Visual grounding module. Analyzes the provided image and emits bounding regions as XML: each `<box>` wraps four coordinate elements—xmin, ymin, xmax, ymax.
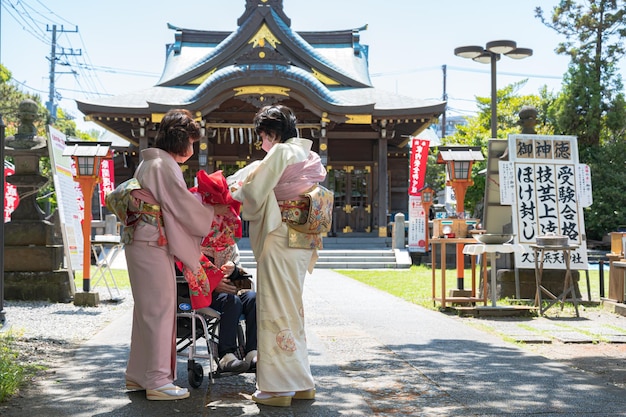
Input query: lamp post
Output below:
<box><xmin>63</xmin><ymin>141</ymin><xmax>112</xmax><ymax>297</ymax></box>
<box><xmin>454</xmin><ymin>40</ymin><xmax>532</xmax><ymax>139</ymax></box>
<box><xmin>436</xmin><ymin>146</ymin><xmax>484</xmax><ymax>290</ymax></box>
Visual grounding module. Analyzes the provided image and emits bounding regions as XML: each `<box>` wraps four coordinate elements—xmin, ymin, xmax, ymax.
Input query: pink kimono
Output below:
<box><xmin>124</xmin><ymin>148</ymin><xmax>217</xmax><ymax>390</ymax></box>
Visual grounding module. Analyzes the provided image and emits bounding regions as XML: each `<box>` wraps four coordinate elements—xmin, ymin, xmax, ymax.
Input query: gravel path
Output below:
<box><xmin>3</xmin><ymin>290</ymin><xmax>134</xmax><ymax>342</ymax></box>
<box><xmin>1</xmin><ymin>290</ymin><xmax>134</xmax><ymax>368</ymax></box>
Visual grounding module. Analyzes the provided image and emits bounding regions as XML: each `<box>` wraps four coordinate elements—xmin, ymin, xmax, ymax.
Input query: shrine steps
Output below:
<box><xmin>237</xmin><ymin>237</ymin><xmax>412</xmax><ymax>269</ymax></box>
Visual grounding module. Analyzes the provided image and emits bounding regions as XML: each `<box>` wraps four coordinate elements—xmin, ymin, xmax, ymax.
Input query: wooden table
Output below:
<box><xmin>431</xmin><ymin>237</ymin><xmax>486</xmax><ymax>308</ymax></box>
<box><xmin>531</xmin><ymin>244</ymin><xmax>579</xmax><ymax>317</ymax></box>
<box><xmin>463</xmin><ymin>243</ymin><xmax>526</xmax><ymax>307</ymax></box>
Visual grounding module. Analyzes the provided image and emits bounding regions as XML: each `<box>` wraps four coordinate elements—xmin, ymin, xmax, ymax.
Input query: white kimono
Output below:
<box><xmin>230</xmin><ymin>138</ymin><xmax>324</xmax><ymax>392</ymax></box>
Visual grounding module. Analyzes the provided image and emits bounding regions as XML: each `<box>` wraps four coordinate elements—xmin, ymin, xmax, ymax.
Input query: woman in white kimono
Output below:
<box><xmin>229</xmin><ymin>105</ymin><xmax>326</xmax><ymax>407</ymax></box>
<box><xmin>120</xmin><ymin>109</ymin><xmax>227</xmax><ymax>401</ymax></box>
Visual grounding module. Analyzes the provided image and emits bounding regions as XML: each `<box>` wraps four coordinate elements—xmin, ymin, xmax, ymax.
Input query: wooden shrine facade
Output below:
<box><xmin>77</xmin><ymin>0</ymin><xmax>445</xmax><ymax>237</ymax></box>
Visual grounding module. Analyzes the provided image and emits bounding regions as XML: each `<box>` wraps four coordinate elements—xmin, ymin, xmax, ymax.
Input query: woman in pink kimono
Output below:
<box><xmin>229</xmin><ymin>105</ymin><xmax>326</xmax><ymax>407</ymax></box>
<box><xmin>121</xmin><ymin>109</ymin><xmax>227</xmax><ymax>400</ymax></box>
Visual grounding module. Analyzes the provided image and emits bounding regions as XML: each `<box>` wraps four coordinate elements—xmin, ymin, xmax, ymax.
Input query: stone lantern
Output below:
<box><xmin>4</xmin><ymin>99</ymin><xmax>73</xmax><ymax>302</ymax></box>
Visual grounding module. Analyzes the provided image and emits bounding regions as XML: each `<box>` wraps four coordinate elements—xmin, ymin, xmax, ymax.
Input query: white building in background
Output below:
<box><xmin>432</xmin><ymin>115</ymin><xmax>469</xmax><ymax>138</ymax></box>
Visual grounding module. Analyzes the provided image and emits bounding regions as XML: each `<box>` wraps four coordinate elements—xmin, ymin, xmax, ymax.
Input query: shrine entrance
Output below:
<box><xmin>327</xmin><ymin>165</ymin><xmax>372</xmax><ymax>234</ymax></box>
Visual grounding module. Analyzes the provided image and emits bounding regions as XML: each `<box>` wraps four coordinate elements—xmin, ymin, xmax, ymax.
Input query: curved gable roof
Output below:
<box><xmin>158</xmin><ymin>5</ymin><xmax>371</xmax><ymax>89</ymax></box>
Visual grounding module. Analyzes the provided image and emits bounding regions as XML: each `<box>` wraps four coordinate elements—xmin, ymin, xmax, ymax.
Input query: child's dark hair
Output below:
<box><xmin>253</xmin><ymin>105</ymin><xmax>298</xmax><ymax>142</ymax></box>
<box><xmin>155</xmin><ymin>109</ymin><xmax>201</xmax><ymax>155</ymax></box>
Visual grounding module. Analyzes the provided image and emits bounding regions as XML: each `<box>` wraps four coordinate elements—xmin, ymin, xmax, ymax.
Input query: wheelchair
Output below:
<box><xmin>175</xmin><ymin>276</ymin><xmax>247</xmax><ymax>387</ymax></box>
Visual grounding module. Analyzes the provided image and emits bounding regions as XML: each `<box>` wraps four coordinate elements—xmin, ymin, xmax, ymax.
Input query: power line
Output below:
<box><xmin>371</xmin><ymin>64</ymin><xmax>563</xmax><ymax>81</ymax></box>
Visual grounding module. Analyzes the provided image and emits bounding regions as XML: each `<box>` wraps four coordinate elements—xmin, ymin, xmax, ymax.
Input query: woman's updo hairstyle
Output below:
<box><xmin>253</xmin><ymin>104</ymin><xmax>298</xmax><ymax>142</ymax></box>
<box><xmin>155</xmin><ymin>109</ymin><xmax>202</xmax><ymax>156</ymax></box>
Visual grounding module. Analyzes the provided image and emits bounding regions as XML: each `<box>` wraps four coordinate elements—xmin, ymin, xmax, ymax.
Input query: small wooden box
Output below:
<box><xmin>610</xmin><ymin>232</ymin><xmax>626</xmax><ymax>255</ymax></box>
<box><xmin>432</xmin><ymin>218</ymin><xmax>478</xmax><ymax>238</ymax></box>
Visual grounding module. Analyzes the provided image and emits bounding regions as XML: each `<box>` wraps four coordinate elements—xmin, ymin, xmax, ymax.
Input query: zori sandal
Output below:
<box><xmin>125</xmin><ymin>380</ymin><xmax>143</xmax><ymax>391</ymax></box>
<box><xmin>146</xmin><ymin>384</ymin><xmax>190</xmax><ymax>401</ymax></box>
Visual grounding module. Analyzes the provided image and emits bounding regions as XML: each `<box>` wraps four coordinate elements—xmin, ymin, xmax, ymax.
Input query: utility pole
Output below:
<box><xmin>46</xmin><ymin>24</ymin><xmax>81</xmax><ymax>123</ymax></box>
<box><xmin>441</xmin><ymin>64</ymin><xmax>448</xmax><ymax>138</ymax></box>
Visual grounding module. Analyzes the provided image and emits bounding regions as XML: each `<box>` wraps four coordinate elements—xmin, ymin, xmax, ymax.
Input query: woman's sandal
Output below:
<box><xmin>252</xmin><ymin>391</ymin><xmax>294</xmax><ymax>407</ymax></box>
<box><xmin>125</xmin><ymin>380</ymin><xmax>143</xmax><ymax>391</ymax></box>
<box><xmin>146</xmin><ymin>384</ymin><xmax>190</xmax><ymax>401</ymax></box>
<box><xmin>293</xmin><ymin>388</ymin><xmax>316</xmax><ymax>400</ymax></box>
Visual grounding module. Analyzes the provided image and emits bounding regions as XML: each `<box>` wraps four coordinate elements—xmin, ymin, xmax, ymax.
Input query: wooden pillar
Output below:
<box><xmin>377</xmin><ymin>121</ymin><xmax>388</xmax><ymax>237</ymax></box>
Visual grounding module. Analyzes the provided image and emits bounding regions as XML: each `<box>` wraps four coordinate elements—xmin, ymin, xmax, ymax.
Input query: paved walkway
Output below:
<box><xmin>3</xmin><ymin>267</ymin><xmax>626</xmax><ymax>416</ymax></box>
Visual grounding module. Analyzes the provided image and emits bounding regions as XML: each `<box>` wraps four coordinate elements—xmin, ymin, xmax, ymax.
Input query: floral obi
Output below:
<box><xmin>278</xmin><ymin>198</ymin><xmax>322</xmax><ymax>250</ymax></box>
<box><xmin>278</xmin><ymin>199</ymin><xmax>309</xmax><ymax>225</ymax></box>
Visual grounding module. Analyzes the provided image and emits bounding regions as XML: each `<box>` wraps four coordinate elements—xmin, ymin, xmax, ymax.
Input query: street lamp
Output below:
<box><xmin>63</xmin><ymin>141</ymin><xmax>112</xmax><ymax>298</ymax></box>
<box><xmin>436</xmin><ymin>146</ymin><xmax>484</xmax><ymax>290</ymax></box>
<box><xmin>454</xmin><ymin>40</ymin><xmax>533</xmax><ymax>138</ymax></box>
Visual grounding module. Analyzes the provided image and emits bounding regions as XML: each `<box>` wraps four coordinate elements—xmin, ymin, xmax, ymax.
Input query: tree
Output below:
<box><xmin>444</xmin><ymin>81</ymin><xmax>557</xmax><ymax>218</ymax></box>
<box><xmin>536</xmin><ymin>0</ymin><xmax>626</xmax><ymax>146</ymax></box>
<box><xmin>0</xmin><ymin>65</ymin><xmax>47</xmax><ymax>137</ymax></box>
<box><xmin>1</xmin><ymin>63</ymin><xmax>98</xmax><ymax>216</ymax></box>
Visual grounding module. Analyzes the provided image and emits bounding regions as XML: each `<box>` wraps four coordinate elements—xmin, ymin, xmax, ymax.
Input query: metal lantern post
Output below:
<box><xmin>454</xmin><ymin>40</ymin><xmax>533</xmax><ymax>139</ymax></box>
<box><xmin>436</xmin><ymin>146</ymin><xmax>484</xmax><ymax>290</ymax></box>
<box><xmin>63</xmin><ymin>141</ymin><xmax>112</xmax><ymax>293</ymax></box>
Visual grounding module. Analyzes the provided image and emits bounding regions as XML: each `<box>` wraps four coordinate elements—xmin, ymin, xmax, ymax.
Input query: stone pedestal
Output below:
<box><xmin>496</xmin><ymin>269</ymin><xmax>581</xmax><ymax>300</ymax></box>
<box><xmin>74</xmin><ymin>292</ymin><xmax>100</xmax><ymax>307</ymax></box>
<box><xmin>4</xmin><ymin>141</ymin><xmax>75</xmax><ymax>302</ymax></box>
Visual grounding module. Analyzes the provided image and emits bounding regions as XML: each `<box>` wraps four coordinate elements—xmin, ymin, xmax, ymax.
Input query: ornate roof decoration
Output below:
<box><xmin>76</xmin><ymin>0</ymin><xmax>445</xmax><ymax>143</ymax></box>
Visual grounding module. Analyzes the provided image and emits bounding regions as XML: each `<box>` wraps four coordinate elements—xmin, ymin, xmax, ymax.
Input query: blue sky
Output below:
<box><xmin>3</xmin><ymin>0</ymin><xmax>614</xmax><ymax>133</ymax></box>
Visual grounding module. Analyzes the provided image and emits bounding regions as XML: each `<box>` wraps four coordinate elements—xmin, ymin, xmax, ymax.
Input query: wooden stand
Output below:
<box><xmin>431</xmin><ymin>237</ymin><xmax>487</xmax><ymax>308</ymax></box>
<box><xmin>532</xmin><ymin>245</ymin><xmax>579</xmax><ymax>317</ymax></box>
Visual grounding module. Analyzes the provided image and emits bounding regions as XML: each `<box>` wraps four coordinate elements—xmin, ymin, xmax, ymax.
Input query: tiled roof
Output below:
<box><xmin>77</xmin><ymin>1</ymin><xmax>445</xmax><ymax>118</ymax></box>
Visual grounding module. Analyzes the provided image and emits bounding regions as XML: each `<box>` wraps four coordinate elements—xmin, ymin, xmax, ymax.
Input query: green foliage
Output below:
<box><xmin>579</xmin><ymin>141</ymin><xmax>626</xmax><ymax>240</ymax></box>
<box><xmin>444</xmin><ymin>81</ymin><xmax>555</xmax><ymax>217</ymax></box>
<box><xmin>0</xmin><ymin>65</ymin><xmax>11</xmax><ymax>83</ymax></box>
<box><xmin>0</xmin><ymin>65</ymin><xmax>47</xmax><ymax>137</ymax></box>
<box><xmin>0</xmin><ymin>332</ymin><xmax>42</xmax><ymax>403</ymax></box>
<box><xmin>536</xmin><ymin>1</ymin><xmax>626</xmax><ymax>146</ymax></box>
<box><xmin>0</xmin><ymin>334</ymin><xmax>25</xmax><ymax>402</ymax></box>
<box><xmin>1</xmin><ymin>63</ymin><xmax>101</xmax><ymax>217</ymax></box>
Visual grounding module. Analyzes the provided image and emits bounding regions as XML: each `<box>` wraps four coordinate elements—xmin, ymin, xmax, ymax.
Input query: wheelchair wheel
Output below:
<box><xmin>188</xmin><ymin>360</ymin><xmax>204</xmax><ymax>388</ymax></box>
<box><xmin>236</xmin><ymin>321</ymin><xmax>246</xmax><ymax>359</ymax></box>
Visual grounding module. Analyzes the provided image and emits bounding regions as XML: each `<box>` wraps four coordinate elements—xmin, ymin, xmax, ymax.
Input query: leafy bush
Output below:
<box><xmin>0</xmin><ymin>333</ymin><xmax>25</xmax><ymax>402</ymax></box>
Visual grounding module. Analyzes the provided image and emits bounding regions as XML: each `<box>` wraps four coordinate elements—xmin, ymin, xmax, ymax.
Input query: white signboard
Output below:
<box><xmin>47</xmin><ymin>126</ymin><xmax>84</xmax><ymax>274</ymax></box>
<box><xmin>498</xmin><ymin>160</ymin><xmax>515</xmax><ymax>205</ymax></box>
<box><xmin>508</xmin><ymin>134</ymin><xmax>588</xmax><ymax>269</ymax></box>
<box><xmin>408</xmin><ymin>195</ymin><xmax>426</xmax><ymax>253</ymax></box>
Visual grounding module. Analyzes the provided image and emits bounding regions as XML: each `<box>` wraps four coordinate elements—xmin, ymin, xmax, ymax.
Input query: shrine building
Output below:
<box><xmin>76</xmin><ymin>0</ymin><xmax>446</xmax><ymax>237</ymax></box>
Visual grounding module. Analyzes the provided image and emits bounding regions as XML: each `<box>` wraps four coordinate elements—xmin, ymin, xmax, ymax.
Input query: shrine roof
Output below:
<box><xmin>76</xmin><ymin>0</ymin><xmax>445</xmax><ymax>124</ymax></box>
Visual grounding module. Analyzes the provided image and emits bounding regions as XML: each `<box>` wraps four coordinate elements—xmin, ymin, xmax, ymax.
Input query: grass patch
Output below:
<box><xmin>337</xmin><ymin>265</ymin><xmax>443</xmax><ymax>310</ymax></box>
<box><xmin>73</xmin><ymin>268</ymin><xmax>131</xmax><ymax>290</ymax></box>
<box><xmin>337</xmin><ymin>265</ymin><xmax>607</xmax><ymax>311</ymax></box>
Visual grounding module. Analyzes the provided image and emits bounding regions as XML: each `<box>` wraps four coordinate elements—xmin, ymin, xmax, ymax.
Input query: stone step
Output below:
<box><xmin>239</xmin><ymin>248</ymin><xmax>409</xmax><ymax>269</ymax></box>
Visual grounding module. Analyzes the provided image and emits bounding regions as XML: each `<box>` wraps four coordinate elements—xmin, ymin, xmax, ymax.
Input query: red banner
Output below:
<box><xmin>408</xmin><ymin>137</ymin><xmax>429</xmax><ymax>196</ymax></box>
<box><xmin>4</xmin><ymin>160</ymin><xmax>19</xmax><ymax>222</ymax></box>
<box><xmin>98</xmin><ymin>159</ymin><xmax>115</xmax><ymax>207</ymax></box>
